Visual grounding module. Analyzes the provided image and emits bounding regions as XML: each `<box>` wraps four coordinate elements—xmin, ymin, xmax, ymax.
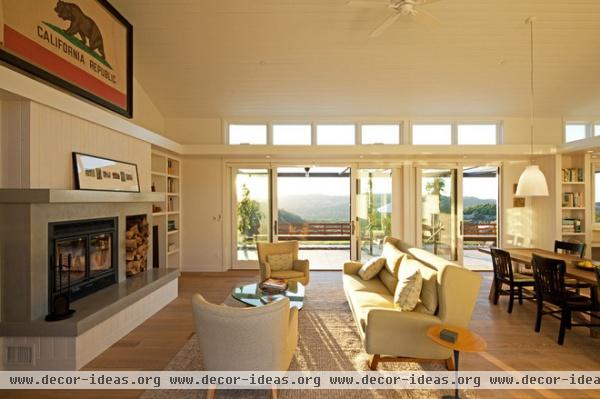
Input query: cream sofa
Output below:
<box><xmin>343</xmin><ymin>237</ymin><xmax>482</xmax><ymax>370</ymax></box>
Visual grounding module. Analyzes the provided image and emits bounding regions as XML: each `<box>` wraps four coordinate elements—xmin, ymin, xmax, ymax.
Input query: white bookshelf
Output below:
<box><xmin>557</xmin><ymin>153</ymin><xmax>592</xmax><ymax>258</ymax></box>
<box><xmin>151</xmin><ymin>149</ymin><xmax>182</xmax><ymax>269</ymax></box>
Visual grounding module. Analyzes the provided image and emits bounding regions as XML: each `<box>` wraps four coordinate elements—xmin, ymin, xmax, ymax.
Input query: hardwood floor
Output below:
<box><xmin>4</xmin><ymin>271</ymin><xmax>600</xmax><ymax>398</ymax></box>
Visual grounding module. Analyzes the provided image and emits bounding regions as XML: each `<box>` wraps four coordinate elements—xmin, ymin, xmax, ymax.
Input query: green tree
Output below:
<box><xmin>426</xmin><ymin>178</ymin><xmax>446</xmax><ymax>195</ymax></box>
<box><xmin>237</xmin><ymin>184</ymin><xmax>263</xmax><ymax>241</ymax></box>
<box><xmin>464</xmin><ymin>203</ymin><xmax>497</xmax><ymax>220</ymax></box>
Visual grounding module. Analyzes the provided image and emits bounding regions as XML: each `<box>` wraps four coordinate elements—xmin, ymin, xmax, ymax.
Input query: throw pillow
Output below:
<box><xmin>399</xmin><ymin>258</ymin><xmax>438</xmax><ymax>314</ymax></box>
<box><xmin>267</xmin><ymin>253</ymin><xmax>293</xmax><ymax>271</ymax></box>
<box><xmin>417</xmin><ymin>262</ymin><xmax>438</xmax><ymax>315</ymax></box>
<box><xmin>393</xmin><ymin>260</ymin><xmax>423</xmax><ymax>311</ymax></box>
<box><xmin>381</xmin><ymin>242</ymin><xmax>406</xmax><ymax>278</ymax></box>
<box><xmin>358</xmin><ymin>257</ymin><xmax>386</xmax><ymax>280</ymax></box>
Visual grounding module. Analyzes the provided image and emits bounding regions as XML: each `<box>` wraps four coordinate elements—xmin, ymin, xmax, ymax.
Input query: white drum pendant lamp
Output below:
<box><xmin>515</xmin><ymin>17</ymin><xmax>549</xmax><ymax>197</ymax></box>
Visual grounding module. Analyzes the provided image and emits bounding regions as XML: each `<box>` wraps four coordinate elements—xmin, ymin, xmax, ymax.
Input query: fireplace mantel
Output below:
<box><xmin>0</xmin><ymin>189</ymin><xmax>165</xmax><ymax>204</ymax></box>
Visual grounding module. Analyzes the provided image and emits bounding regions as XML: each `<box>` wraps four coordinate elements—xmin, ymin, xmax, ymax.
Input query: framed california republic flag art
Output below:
<box><xmin>0</xmin><ymin>0</ymin><xmax>133</xmax><ymax>117</ymax></box>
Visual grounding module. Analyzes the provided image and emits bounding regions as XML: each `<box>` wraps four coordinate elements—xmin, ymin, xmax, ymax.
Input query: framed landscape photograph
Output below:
<box><xmin>0</xmin><ymin>0</ymin><xmax>133</xmax><ymax>117</ymax></box>
<box><xmin>73</xmin><ymin>152</ymin><xmax>140</xmax><ymax>192</ymax></box>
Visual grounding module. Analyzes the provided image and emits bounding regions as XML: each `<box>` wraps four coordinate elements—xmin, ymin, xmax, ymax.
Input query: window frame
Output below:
<box><xmin>227</xmin><ymin>123</ymin><xmax>268</xmax><ymax>145</ymax></box>
<box><xmin>223</xmin><ymin>120</ymin><xmax>505</xmax><ymax>146</ymax></box>
<box><xmin>564</xmin><ymin>121</ymin><xmax>594</xmax><ymax>143</ymax></box>
<box><xmin>411</xmin><ymin>121</ymin><xmax>502</xmax><ymax>145</ymax></box>
<box><xmin>315</xmin><ymin>123</ymin><xmax>357</xmax><ymax>146</ymax></box>
<box><xmin>359</xmin><ymin>123</ymin><xmax>402</xmax><ymax>145</ymax></box>
<box><xmin>410</xmin><ymin>122</ymin><xmax>454</xmax><ymax>145</ymax></box>
<box><xmin>272</xmin><ymin>123</ymin><xmax>313</xmax><ymax>145</ymax></box>
<box><xmin>456</xmin><ymin>122</ymin><xmax>502</xmax><ymax>145</ymax></box>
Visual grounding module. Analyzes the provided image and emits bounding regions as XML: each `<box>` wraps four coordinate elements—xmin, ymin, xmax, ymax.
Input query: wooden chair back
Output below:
<box><xmin>554</xmin><ymin>240</ymin><xmax>585</xmax><ymax>258</ymax></box>
<box><xmin>532</xmin><ymin>254</ymin><xmax>566</xmax><ymax>303</ymax></box>
<box><xmin>490</xmin><ymin>247</ymin><xmax>514</xmax><ymax>282</ymax></box>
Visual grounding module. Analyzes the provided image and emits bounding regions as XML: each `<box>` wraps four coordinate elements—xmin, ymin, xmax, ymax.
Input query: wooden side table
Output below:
<box><xmin>427</xmin><ymin>325</ymin><xmax>487</xmax><ymax>399</ymax></box>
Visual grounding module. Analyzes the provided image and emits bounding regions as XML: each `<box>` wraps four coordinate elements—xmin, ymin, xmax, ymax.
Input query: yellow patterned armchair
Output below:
<box><xmin>257</xmin><ymin>241</ymin><xmax>310</xmax><ymax>285</ymax></box>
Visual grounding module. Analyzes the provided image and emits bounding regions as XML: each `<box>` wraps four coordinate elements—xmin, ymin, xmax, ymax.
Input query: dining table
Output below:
<box><xmin>479</xmin><ymin>247</ymin><xmax>600</xmax><ymax>337</ymax></box>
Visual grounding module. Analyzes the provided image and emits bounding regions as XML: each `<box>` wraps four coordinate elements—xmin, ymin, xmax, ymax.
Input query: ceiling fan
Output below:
<box><xmin>346</xmin><ymin>0</ymin><xmax>442</xmax><ymax>37</ymax></box>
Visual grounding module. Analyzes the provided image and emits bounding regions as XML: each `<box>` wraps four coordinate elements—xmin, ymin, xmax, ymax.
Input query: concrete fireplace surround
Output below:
<box><xmin>0</xmin><ymin>190</ymin><xmax>180</xmax><ymax>370</ymax></box>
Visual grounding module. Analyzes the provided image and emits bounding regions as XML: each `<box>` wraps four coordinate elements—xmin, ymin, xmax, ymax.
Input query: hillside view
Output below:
<box><xmin>276</xmin><ymin>194</ymin><xmax>497</xmax><ymax>223</ymax></box>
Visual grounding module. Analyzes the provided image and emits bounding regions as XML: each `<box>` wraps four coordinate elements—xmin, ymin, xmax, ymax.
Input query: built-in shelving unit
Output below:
<box><xmin>151</xmin><ymin>150</ymin><xmax>182</xmax><ymax>269</ymax></box>
<box><xmin>557</xmin><ymin>153</ymin><xmax>592</xmax><ymax>257</ymax></box>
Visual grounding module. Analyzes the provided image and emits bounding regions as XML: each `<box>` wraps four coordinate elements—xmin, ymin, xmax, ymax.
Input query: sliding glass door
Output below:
<box><xmin>418</xmin><ymin>168</ymin><xmax>461</xmax><ymax>262</ymax></box>
<box><xmin>417</xmin><ymin>165</ymin><xmax>499</xmax><ymax>267</ymax></box>
<box><xmin>462</xmin><ymin>166</ymin><xmax>499</xmax><ymax>271</ymax></box>
<box><xmin>355</xmin><ymin>169</ymin><xmax>393</xmax><ymax>261</ymax></box>
<box><xmin>232</xmin><ymin>168</ymin><xmax>271</xmax><ymax>267</ymax></box>
<box><xmin>231</xmin><ymin>164</ymin><xmax>411</xmax><ymax>269</ymax></box>
<box><xmin>275</xmin><ymin>166</ymin><xmax>351</xmax><ymax>270</ymax></box>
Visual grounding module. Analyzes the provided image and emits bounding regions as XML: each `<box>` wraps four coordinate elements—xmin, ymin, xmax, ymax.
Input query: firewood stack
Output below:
<box><xmin>126</xmin><ymin>216</ymin><xmax>149</xmax><ymax>276</ymax></box>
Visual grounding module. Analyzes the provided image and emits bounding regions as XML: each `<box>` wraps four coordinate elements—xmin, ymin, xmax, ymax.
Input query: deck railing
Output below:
<box><xmin>277</xmin><ymin>221</ymin><xmax>497</xmax><ymax>244</ymax></box>
<box><xmin>278</xmin><ymin>222</ymin><xmax>351</xmax><ymax>241</ymax></box>
<box><xmin>463</xmin><ymin>222</ymin><xmax>497</xmax><ymax>246</ymax></box>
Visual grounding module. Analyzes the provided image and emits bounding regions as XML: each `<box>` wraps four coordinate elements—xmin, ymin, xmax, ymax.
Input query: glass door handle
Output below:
<box><xmin>459</xmin><ymin>221</ymin><xmax>463</xmax><ymax>236</ymax></box>
<box><xmin>274</xmin><ymin>220</ymin><xmax>278</xmax><ymax>235</ymax></box>
<box><xmin>351</xmin><ymin>220</ymin><xmax>356</xmax><ymax>235</ymax></box>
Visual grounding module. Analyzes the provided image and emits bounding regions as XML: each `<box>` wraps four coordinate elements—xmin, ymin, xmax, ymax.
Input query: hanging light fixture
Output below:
<box><xmin>515</xmin><ymin>17</ymin><xmax>549</xmax><ymax>197</ymax></box>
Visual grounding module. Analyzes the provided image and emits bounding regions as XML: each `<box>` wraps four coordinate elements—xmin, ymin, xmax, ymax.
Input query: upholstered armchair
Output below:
<box><xmin>257</xmin><ymin>241</ymin><xmax>309</xmax><ymax>285</ymax></box>
<box><xmin>192</xmin><ymin>294</ymin><xmax>298</xmax><ymax>399</ymax></box>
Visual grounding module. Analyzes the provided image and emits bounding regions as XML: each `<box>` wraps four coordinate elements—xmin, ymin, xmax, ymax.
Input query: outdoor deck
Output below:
<box><xmin>238</xmin><ymin>221</ymin><xmax>495</xmax><ymax>271</ymax></box>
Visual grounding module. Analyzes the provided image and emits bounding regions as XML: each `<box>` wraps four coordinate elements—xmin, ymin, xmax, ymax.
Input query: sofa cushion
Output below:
<box><xmin>393</xmin><ymin>261</ymin><xmax>423</xmax><ymax>311</ymax></box>
<box><xmin>271</xmin><ymin>270</ymin><xmax>305</xmax><ymax>279</ymax></box>
<box><xmin>407</xmin><ymin>247</ymin><xmax>461</xmax><ymax>270</ymax></box>
<box><xmin>378</xmin><ymin>268</ymin><xmax>398</xmax><ymax>294</ymax></box>
<box><xmin>268</xmin><ymin>253</ymin><xmax>293</xmax><ymax>271</ymax></box>
<box><xmin>381</xmin><ymin>242</ymin><xmax>406</xmax><ymax>277</ymax></box>
<box><xmin>343</xmin><ymin>274</ymin><xmax>390</xmax><ymax>296</ymax></box>
<box><xmin>358</xmin><ymin>257</ymin><xmax>386</xmax><ymax>280</ymax></box>
<box><xmin>348</xmin><ymin>291</ymin><xmax>396</xmax><ymax>328</ymax></box>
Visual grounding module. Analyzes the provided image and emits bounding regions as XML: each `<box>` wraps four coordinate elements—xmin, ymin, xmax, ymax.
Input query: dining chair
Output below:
<box><xmin>554</xmin><ymin>240</ymin><xmax>585</xmax><ymax>258</ymax></box>
<box><xmin>490</xmin><ymin>247</ymin><xmax>535</xmax><ymax>313</ymax></box>
<box><xmin>554</xmin><ymin>240</ymin><xmax>592</xmax><ymax>293</ymax></box>
<box><xmin>531</xmin><ymin>254</ymin><xmax>598</xmax><ymax>345</ymax></box>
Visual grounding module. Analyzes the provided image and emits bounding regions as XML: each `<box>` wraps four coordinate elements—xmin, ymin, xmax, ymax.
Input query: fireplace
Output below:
<box><xmin>48</xmin><ymin>218</ymin><xmax>118</xmax><ymax>306</ymax></box>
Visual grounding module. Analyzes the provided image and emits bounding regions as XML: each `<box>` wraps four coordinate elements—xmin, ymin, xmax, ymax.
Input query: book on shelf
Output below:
<box><xmin>562</xmin><ymin>218</ymin><xmax>582</xmax><ymax>233</ymax></box>
<box><xmin>168</xmin><ymin>220</ymin><xmax>177</xmax><ymax>231</ymax></box>
<box><xmin>167</xmin><ymin>159</ymin><xmax>176</xmax><ymax>175</ymax></box>
<box><xmin>562</xmin><ymin>168</ymin><xmax>584</xmax><ymax>183</ymax></box>
<box><xmin>562</xmin><ymin>192</ymin><xmax>583</xmax><ymax>208</ymax></box>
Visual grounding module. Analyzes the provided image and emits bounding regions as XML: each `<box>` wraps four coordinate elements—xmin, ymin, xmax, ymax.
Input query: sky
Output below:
<box><xmin>237</xmin><ymin>169</ymin><xmax>498</xmax><ymax>201</ymax></box>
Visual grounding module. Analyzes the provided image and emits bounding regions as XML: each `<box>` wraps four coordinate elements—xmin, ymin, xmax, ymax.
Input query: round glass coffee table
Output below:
<box><xmin>232</xmin><ymin>281</ymin><xmax>305</xmax><ymax>310</ymax></box>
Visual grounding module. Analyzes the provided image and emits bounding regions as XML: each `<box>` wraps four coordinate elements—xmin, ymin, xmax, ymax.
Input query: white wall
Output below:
<box><xmin>165</xmin><ymin>118</ymin><xmax>222</xmax><ymax>145</ymax></box>
<box><xmin>531</xmin><ymin>155</ymin><xmax>559</xmax><ymax>249</ymax></box>
<box><xmin>30</xmin><ymin>102</ymin><xmax>152</xmax><ymax>191</ymax></box>
<box><xmin>181</xmin><ymin>158</ymin><xmax>224</xmax><ymax>271</ymax></box>
<box><xmin>501</xmin><ymin>160</ymin><xmax>534</xmax><ymax>248</ymax></box>
<box><xmin>0</xmin><ymin>100</ymin><xmax>29</xmax><ymax>188</ymax></box>
<box><xmin>0</xmin><ymin>100</ymin><xmax>152</xmax><ymax>191</ymax></box>
<box><xmin>132</xmin><ymin>78</ymin><xmax>165</xmax><ymax>135</ymax></box>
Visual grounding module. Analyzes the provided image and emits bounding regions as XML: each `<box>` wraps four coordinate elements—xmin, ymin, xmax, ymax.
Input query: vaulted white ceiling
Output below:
<box><xmin>112</xmin><ymin>0</ymin><xmax>600</xmax><ymax>118</ymax></box>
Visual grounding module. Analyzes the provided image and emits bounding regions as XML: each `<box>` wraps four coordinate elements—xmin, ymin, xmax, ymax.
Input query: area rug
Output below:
<box><xmin>141</xmin><ymin>275</ymin><xmax>475</xmax><ymax>398</ymax></box>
